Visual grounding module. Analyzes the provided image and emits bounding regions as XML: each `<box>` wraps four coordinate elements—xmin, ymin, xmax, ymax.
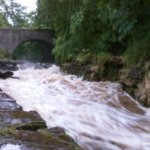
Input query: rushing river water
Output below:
<box><xmin>0</xmin><ymin>63</ymin><xmax>150</xmax><ymax>150</ymax></box>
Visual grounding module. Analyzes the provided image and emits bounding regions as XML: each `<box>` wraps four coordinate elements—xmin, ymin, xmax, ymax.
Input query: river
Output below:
<box><xmin>0</xmin><ymin>62</ymin><xmax>150</xmax><ymax>150</ymax></box>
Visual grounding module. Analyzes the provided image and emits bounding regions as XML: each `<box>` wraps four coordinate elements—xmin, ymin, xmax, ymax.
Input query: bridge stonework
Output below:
<box><xmin>0</xmin><ymin>29</ymin><xmax>54</xmax><ymax>53</ymax></box>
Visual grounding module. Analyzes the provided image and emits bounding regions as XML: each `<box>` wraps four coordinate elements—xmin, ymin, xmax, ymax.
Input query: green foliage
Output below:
<box><xmin>124</xmin><ymin>30</ymin><xmax>150</xmax><ymax>67</ymax></box>
<box><xmin>0</xmin><ymin>0</ymin><xmax>30</xmax><ymax>28</ymax></box>
<box><xmin>0</xmin><ymin>49</ymin><xmax>10</xmax><ymax>59</ymax></box>
<box><xmin>75</xmin><ymin>49</ymin><xmax>92</xmax><ymax>65</ymax></box>
<box><xmin>93</xmin><ymin>52</ymin><xmax>112</xmax><ymax>66</ymax></box>
<box><xmin>0</xmin><ymin>13</ymin><xmax>9</xmax><ymax>27</ymax></box>
<box><xmin>70</xmin><ymin>10</ymin><xmax>84</xmax><ymax>33</ymax></box>
<box><xmin>35</xmin><ymin>0</ymin><xmax>150</xmax><ymax>67</ymax></box>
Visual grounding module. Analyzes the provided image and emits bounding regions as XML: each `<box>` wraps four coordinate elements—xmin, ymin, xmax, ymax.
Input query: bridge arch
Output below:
<box><xmin>13</xmin><ymin>39</ymin><xmax>54</xmax><ymax>62</ymax></box>
<box><xmin>0</xmin><ymin>29</ymin><xmax>54</xmax><ymax>53</ymax></box>
<box><xmin>14</xmin><ymin>38</ymin><xmax>53</xmax><ymax>52</ymax></box>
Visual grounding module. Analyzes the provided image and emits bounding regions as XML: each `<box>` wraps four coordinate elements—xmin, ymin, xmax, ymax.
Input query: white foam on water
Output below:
<box><xmin>0</xmin><ymin>63</ymin><xmax>150</xmax><ymax>150</ymax></box>
<box><xmin>0</xmin><ymin>144</ymin><xmax>20</xmax><ymax>150</ymax></box>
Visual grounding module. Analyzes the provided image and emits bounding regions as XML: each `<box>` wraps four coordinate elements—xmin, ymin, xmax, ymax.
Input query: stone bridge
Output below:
<box><xmin>0</xmin><ymin>29</ymin><xmax>54</xmax><ymax>53</ymax></box>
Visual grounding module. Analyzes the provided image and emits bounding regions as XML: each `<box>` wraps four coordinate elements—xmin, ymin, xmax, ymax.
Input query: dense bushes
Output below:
<box><xmin>17</xmin><ymin>0</ymin><xmax>150</xmax><ymax>66</ymax></box>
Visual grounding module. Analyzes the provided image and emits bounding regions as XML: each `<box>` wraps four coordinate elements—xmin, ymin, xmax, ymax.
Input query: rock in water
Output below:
<box><xmin>0</xmin><ymin>71</ymin><xmax>13</xmax><ymax>79</ymax></box>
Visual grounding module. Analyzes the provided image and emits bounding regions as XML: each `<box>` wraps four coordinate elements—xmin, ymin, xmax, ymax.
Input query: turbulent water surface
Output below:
<box><xmin>0</xmin><ymin>144</ymin><xmax>20</xmax><ymax>150</ymax></box>
<box><xmin>0</xmin><ymin>63</ymin><xmax>150</xmax><ymax>150</ymax></box>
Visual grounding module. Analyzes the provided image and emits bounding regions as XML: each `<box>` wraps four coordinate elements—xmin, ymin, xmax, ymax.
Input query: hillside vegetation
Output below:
<box><xmin>35</xmin><ymin>0</ymin><xmax>150</xmax><ymax>67</ymax></box>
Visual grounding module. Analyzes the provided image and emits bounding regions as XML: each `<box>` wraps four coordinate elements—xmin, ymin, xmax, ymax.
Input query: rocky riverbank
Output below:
<box><xmin>0</xmin><ymin>60</ymin><xmax>81</xmax><ymax>150</ymax></box>
<box><xmin>61</xmin><ymin>59</ymin><xmax>150</xmax><ymax>107</ymax></box>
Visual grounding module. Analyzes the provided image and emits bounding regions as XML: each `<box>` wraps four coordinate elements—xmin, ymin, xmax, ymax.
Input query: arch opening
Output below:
<box><xmin>12</xmin><ymin>40</ymin><xmax>54</xmax><ymax>62</ymax></box>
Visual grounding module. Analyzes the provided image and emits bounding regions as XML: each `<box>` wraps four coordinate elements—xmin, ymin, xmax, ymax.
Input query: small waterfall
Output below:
<box><xmin>0</xmin><ymin>63</ymin><xmax>149</xmax><ymax>150</ymax></box>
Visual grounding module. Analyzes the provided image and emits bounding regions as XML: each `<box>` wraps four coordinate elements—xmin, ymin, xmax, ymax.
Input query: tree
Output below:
<box><xmin>0</xmin><ymin>0</ymin><xmax>29</xmax><ymax>27</ymax></box>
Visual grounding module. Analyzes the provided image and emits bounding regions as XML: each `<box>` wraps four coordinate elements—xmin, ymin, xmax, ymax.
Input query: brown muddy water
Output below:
<box><xmin>0</xmin><ymin>62</ymin><xmax>150</xmax><ymax>150</ymax></box>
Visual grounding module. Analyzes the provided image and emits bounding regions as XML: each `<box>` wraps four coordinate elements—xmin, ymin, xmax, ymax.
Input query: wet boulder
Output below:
<box><xmin>0</xmin><ymin>71</ymin><xmax>13</xmax><ymax>79</ymax></box>
<box><xmin>0</xmin><ymin>60</ymin><xmax>18</xmax><ymax>71</ymax></box>
<box><xmin>128</xmin><ymin>68</ymin><xmax>143</xmax><ymax>80</ymax></box>
<box><xmin>16</xmin><ymin>121</ymin><xmax>47</xmax><ymax>131</ymax></box>
<box><xmin>135</xmin><ymin>71</ymin><xmax>150</xmax><ymax>107</ymax></box>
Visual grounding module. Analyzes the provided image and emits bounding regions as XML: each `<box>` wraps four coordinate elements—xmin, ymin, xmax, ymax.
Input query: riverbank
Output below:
<box><xmin>0</xmin><ymin>60</ymin><xmax>81</xmax><ymax>150</ymax></box>
<box><xmin>61</xmin><ymin>59</ymin><xmax>150</xmax><ymax>107</ymax></box>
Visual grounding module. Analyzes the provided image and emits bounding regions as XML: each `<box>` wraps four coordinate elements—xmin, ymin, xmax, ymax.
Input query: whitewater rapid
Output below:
<box><xmin>0</xmin><ymin>63</ymin><xmax>150</xmax><ymax>150</ymax></box>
